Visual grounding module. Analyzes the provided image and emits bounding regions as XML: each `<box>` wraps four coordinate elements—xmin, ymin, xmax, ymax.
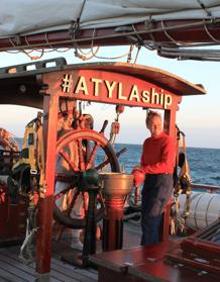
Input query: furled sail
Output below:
<box><xmin>1</xmin><ymin>1</ymin><xmax>220</xmax><ymax>60</ymax></box>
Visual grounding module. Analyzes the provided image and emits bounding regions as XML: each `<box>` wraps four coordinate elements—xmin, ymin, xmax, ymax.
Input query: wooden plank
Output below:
<box><xmin>51</xmin><ymin>258</ymin><xmax>98</xmax><ymax>281</ymax></box>
<box><xmin>0</xmin><ymin>267</ymin><xmax>23</xmax><ymax>282</ymax></box>
<box><xmin>0</xmin><ymin>246</ymin><xmax>97</xmax><ymax>282</ymax></box>
<box><xmin>0</xmin><ymin>253</ymin><xmax>36</xmax><ymax>274</ymax></box>
<box><xmin>0</xmin><ymin>253</ymin><xmax>63</xmax><ymax>282</ymax></box>
<box><xmin>0</xmin><ymin>255</ymin><xmax>37</xmax><ymax>281</ymax></box>
<box><xmin>49</xmin><ymin>268</ymin><xmax>80</xmax><ymax>282</ymax></box>
<box><xmin>0</xmin><ymin>263</ymin><xmax>32</xmax><ymax>282</ymax></box>
<box><xmin>50</xmin><ymin>259</ymin><xmax>97</xmax><ymax>282</ymax></box>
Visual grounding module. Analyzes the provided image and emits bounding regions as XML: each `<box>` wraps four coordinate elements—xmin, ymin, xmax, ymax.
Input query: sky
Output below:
<box><xmin>0</xmin><ymin>46</ymin><xmax>220</xmax><ymax>148</ymax></box>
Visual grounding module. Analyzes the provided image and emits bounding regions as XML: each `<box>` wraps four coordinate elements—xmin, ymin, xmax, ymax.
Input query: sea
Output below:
<box><xmin>15</xmin><ymin>138</ymin><xmax>220</xmax><ymax>186</ymax></box>
<box><xmin>114</xmin><ymin>144</ymin><xmax>220</xmax><ymax>187</ymax></box>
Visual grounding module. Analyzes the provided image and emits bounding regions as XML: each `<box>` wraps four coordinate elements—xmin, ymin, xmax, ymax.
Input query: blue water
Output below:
<box><xmin>15</xmin><ymin>138</ymin><xmax>220</xmax><ymax>186</ymax></box>
<box><xmin>115</xmin><ymin>144</ymin><xmax>220</xmax><ymax>186</ymax></box>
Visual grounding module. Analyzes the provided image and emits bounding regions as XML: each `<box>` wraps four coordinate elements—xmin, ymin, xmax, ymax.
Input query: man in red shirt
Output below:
<box><xmin>133</xmin><ymin>111</ymin><xmax>175</xmax><ymax>245</ymax></box>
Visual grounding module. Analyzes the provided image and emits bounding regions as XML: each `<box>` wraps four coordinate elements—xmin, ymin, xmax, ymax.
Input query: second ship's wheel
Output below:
<box><xmin>53</xmin><ymin>128</ymin><xmax>120</xmax><ymax>229</ymax></box>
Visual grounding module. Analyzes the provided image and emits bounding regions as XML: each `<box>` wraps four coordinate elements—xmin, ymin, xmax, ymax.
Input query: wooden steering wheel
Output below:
<box><xmin>53</xmin><ymin>127</ymin><xmax>120</xmax><ymax>229</ymax></box>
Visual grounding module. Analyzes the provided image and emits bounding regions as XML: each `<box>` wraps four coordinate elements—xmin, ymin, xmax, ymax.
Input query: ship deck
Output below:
<box><xmin>0</xmin><ymin>245</ymin><xmax>97</xmax><ymax>282</ymax></box>
<box><xmin>0</xmin><ymin>220</ymin><xmax>141</xmax><ymax>281</ymax></box>
<box><xmin>2</xmin><ymin>216</ymin><xmax>219</xmax><ymax>282</ymax></box>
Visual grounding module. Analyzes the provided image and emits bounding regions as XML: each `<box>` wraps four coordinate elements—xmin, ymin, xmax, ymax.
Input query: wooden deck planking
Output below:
<box><xmin>50</xmin><ymin>260</ymin><xmax>97</xmax><ymax>282</ymax></box>
<box><xmin>0</xmin><ymin>257</ymin><xmax>37</xmax><ymax>282</ymax></box>
<box><xmin>0</xmin><ymin>221</ymin><xmax>140</xmax><ymax>282</ymax></box>
<box><xmin>51</xmin><ymin>258</ymin><xmax>98</xmax><ymax>281</ymax></box>
<box><xmin>0</xmin><ymin>266</ymin><xmax>30</xmax><ymax>282</ymax></box>
<box><xmin>0</xmin><ymin>245</ymin><xmax>98</xmax><ymax>282</ymax></box>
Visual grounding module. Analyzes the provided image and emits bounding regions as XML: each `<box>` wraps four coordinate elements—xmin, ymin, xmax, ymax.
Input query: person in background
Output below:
<box><xmin>55</xmin><ymin>112</ymin><xmax>97</xmax><ymax>250</ymax></box>
<box><xmin>55</xmin><ymin>112</ymin><xmax>84</xmax><ymax>250</ymax></box>
<box><xmin>132</xmin><ymin>110</ymin><xmax>175</xmax><ymax>246</ymax></box>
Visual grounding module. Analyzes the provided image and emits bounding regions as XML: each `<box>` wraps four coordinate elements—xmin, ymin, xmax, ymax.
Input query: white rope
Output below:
<box><xmin>19</xmin><ymin>217</ymin><xmax>38</xmax><ymax>265</ymax></box>
<box><xmin>204</xmin><ymin>22</ymin><xmax>220</xmax><ymax>43</ymax></box>
<box><xmin>161</xmin><ymin>21</ymin><xmax>182</xmax><ymax>46</ymax></box>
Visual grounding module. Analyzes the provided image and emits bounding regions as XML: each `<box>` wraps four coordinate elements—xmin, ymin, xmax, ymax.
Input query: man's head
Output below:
<box><xmin>146</xmin><ymin>111</ymin><xmax>163</xmax><ymax>137</ymax></box>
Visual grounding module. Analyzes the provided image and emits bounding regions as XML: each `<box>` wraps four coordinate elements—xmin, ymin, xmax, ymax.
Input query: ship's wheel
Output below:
<box><xmin>53</xmin><ymin>127</ymin><xmax>120</xmax><ymax>229</ymax></box>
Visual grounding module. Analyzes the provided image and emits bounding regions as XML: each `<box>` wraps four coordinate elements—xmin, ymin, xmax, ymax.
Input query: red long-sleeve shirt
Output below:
<box><xmin>140</xmin><ymin>132</ymin><xmax>175</xmax><ymax>174</ymax></box>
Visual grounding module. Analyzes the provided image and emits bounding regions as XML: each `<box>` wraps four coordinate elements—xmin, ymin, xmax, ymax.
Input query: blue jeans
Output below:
<box><xmin>141</xmin><ymin>174</ymin><xmax>173</xmax><ymax>246</ymax></box>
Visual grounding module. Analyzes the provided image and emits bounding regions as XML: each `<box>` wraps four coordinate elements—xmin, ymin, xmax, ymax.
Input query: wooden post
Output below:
<box><xmin>36</xmin><ymin>94</ymin><xmax>59</xmax><ymax>273</ymax></box>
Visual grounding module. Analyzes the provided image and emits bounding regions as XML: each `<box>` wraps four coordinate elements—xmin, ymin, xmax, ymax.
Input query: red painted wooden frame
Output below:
<box><xmin>30</xmin><ymin>63</ymin><xmax>205</xmax><ymax>274</ymax></box>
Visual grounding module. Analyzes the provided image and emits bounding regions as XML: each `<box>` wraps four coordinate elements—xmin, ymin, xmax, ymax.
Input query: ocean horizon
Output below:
<box><xmin>14</xmin><ymin>138</ymin><xmax>220</xmax><ymax>187</ymax></box>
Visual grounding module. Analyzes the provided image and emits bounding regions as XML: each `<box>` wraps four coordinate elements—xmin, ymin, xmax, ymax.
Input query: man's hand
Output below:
<box><xmin>132</xmin><ymin>166</ymin><xmax>145</xmax><ymax>187</ymax></box>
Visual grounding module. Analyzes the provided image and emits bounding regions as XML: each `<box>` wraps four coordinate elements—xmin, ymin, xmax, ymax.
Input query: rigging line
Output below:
<box><xmin>44</xmin><ymin>33</ymin><xmax>70</xmax><ymax>53</ymax></box>
<box><xmin>23</xmin><ymin>36</ymin><xmax>45</xmax><ymax>59</ymax></box>
<box><xmin>77</xmin><ymin>0</ymin><xmax>87</xmax><ymax>24</ymax></box>
<box><xmin>70</xmin><ymin>1</ymin><xmax>88</xmax><ymax>59</ymax></box>
<box><xmin>24</xmin><ymin>36</ymin><xmax>34</xmax><ymax>53</ymax></box>
<box><xmin>145</xmin><ymin>18</ymin><xmax>161</xmax><ymax>50</ymax></box>
<box><xmin>74</xmin><ymin>29</ymin><xmax>99</xmax><ymax>61</ymax></box>
<box><xmin>2</xmin><ymin>19</ymin><xmax>220</xmax><ymax>52</ymax></box>
<box><xmin>127</xmin><ymin>44</ymin><xmax>134</xmax><ymax>63</ymax></box>
<box><xmin>132</xmin><ymin>23</ymin><xmax>160</xmax><ymax>53</ymax></box>
<box><xmin>71</xmin><ymin>22</ymin><xmax>86</xmax><ymax>60</ymax></box>
<box><xmin>203</xmin><ymin>21</ymin><xmax>220</xmax><ymax>43</ymax></box>
<box><xmin>7</xmin><ymin>36</ymin><xmax>25</xmax><ymax>54</ymax></box>
<box><xmin>131</xmin><ymin>24</ymin><xmax>144</xmax><ymax>45</ymax></box>
<box><xmin>131</xmin><ymin>24</ymin><xmax>155</xmax><ymax>51</ymax></box>
<box><xmin>196</xmin><ymin>0</ymin><xmax>212</xmax><ymax>17</ymax></box>
<box><xmin>8</xmin><ymin>37</ymin><xmax>18</xmax><ymax>48</ymax></box>
<box><xmin>71</xmin><ymin>19</ymin><xmax>220</xmax><ymax>42</ymax></box>
<box><xmin>76</xmin><ymin>46</ymin><xmax>99</xmax><ymax>57</ymax></box>
<box><xmin>133</xmin><ymin>46</ymin><xmax>141</xmax><ymax>64</ymax></box>
<box><xmin>69</xmin><ymin>0</ymin><xmax>87</xmax><ymax>59</ymax></box>
<box><xmin>44</xmin><ymin>32</ymin><xmax>57</xmax><ymax>50</ymax></box>
<box><xmin>90</xmin><ymin>28</ymin><xmax>131</xmax><ymax>60</ymax></box>
<box><xmin>161</xmin><ymin>21</ymin><xmax>182</xmax><ymax>46</ymax></box>
<box><xmin>22</xmin><ymin>49</ymin><xmax>44</xmax><ymax>60</ymax></box>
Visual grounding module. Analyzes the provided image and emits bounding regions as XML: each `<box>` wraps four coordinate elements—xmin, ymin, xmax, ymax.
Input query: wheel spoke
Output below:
<box><xmin>66</xmin><ymin>190</ymin><xmax>80</xmax><ymax>215</ymax></box>
<box><xmin>95</xmin><ymin>147</ymin><xmax>126</xmax><ymax>171</ymax></box>
<box><xmin>86</xmin><ymin>142</ymin><xmax>99</xmax><ymax>170</ymax></box>
<box><xmin>77</xmin><ymin>139</ymin><xmax>86</xmax><ymax>171</ymax></box>
<box><xmin>54</xmin><ymin>129</ymin><xmax>120</xmax><ymax>229</ymax></box>
<box><xmin>59</xmin><ymin>150</ymin><xmax>79</xmax><ymax>172</ymax></box>
<box><xmin>54</xmin><ymin>186</ymin><xmax>73</xmax><ymax>201</ymax></box>
<box><xmin>54</xmin><ymin>188</ymin><xmax>80</xmax><ymax>241</ymax></box>
<box><xmin>55</xmin><ymin>173</ymin><xmax>75</xmax><ymax>183</ymax></box>
<box><xmin>95</xmin><ymin>157</ymin><xmax>111</xmax><ymax>171</ymax></box>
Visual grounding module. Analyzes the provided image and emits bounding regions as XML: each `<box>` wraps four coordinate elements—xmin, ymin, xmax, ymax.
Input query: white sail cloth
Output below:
<box><xmin>0</xmin><ymin>0</ymin><xmax>220</xmax><ymax>38</ymax></box>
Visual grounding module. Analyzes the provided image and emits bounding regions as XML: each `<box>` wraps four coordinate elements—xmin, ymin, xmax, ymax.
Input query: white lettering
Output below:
<box><xmin>71</xmin><ymin>75</ymin><xmax>173</xmax><ymax>109</ymax></box>
<box><xmin>105</xmin><ymin>80</ymin><xmax>116</xmax><ymax>98</ymax></box>
<box><xmin>74</xmin><ymin>76</ymin><xmax>88</xmax><ymax>95</ymax></box>
<box><xmin>151</xmin><ymin>88</ymin><xmax>160</xmax><ymax>104</ymax></box>
<box><xmin>142</xmin><ymin>90</ymin><xmax>150</xmax><ymax>103</ymax></box>
<box><xmin>91</xmin><ymin>78</ymin><xmax>102</xmax><ymax>96</ymax></box>
<box><xmin>118</xmin><ymin>82</ymin><xmax>127</xmax><ymax>100</ymax></box>
<box><xmin>129</xmin><ymin>85</ymin><xmax>140</xmax><ymax>102</ymax></box>
<box><xmin>164</xmin><ymin>95</ymin><xmax>172</xmax><ymax>109</ymax></box>
<box><xmin>160</xmin><ymin>90</ymin><xmax>164</xmax><ymax>105</ymax></box>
